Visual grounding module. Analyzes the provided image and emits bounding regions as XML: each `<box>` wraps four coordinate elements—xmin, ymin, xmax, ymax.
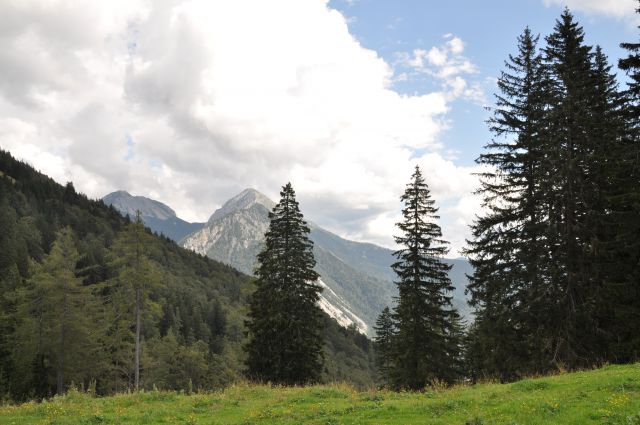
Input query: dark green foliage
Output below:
<box><xmin>466</xmin><ymin>10</ymin><xmax>640</xmax><ymax>380</ymax></box>
<box><xmin>539</xmin><ymin>10</ymin><xmax>612</xmax><ymax>367</ymax></box>
<box><xmin>245</xmin><ymin>183</ymin><xmax>325</xmax><ymax>385</ymax></box>
<box><xmin>388</xmin><ymin>166</ymin><xmax>461</xmax><ymax>389</ymax></box>
<box><xmin>609</xmin><ymin>1</ymin><xmax>640</xmax><ymax>362</ymax></box>
<box><xmin>466</xmin><ymin>26</ymin><xmax>557</xmax><ymax>380</ymax></box>
<box><xmin>322</xmin><ymin>316</ymin><xmax>375</xmax><ymax>388</ymax></box>
<box><xmin>373</xmin><ymin>306</ymin><xmax>395</xmax><ymax>386</ymax></box>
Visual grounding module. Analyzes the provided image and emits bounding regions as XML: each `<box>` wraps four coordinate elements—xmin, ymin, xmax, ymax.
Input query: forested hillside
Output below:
<box><xmin>0</xmin><ymin>150</ymin><xmax>375</xmax><ymax>401</ymax></box>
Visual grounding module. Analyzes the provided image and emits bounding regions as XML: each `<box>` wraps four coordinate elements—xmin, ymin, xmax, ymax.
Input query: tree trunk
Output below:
<box><xmin>135</xmin><ymin>285</ymin><xmax>141</xmax><ymax>391</ymax></box>
<box><xmin>57</xmin><ymin>289</ymin><xmax>67</xmax><ymax>394</ymax></box>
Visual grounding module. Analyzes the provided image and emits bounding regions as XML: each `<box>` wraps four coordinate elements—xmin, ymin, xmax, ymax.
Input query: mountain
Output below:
<box><xmin>103</xmin><ymin>190</ymin><xmax>204</xmax><ymax>242</ymax></box>
<box><xmin>181</xmin><ymin>188</ymin><xmax>472</xmax><ymax>336</ymax></box>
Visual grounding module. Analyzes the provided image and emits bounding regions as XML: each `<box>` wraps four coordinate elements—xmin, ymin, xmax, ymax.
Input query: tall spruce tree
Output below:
<box><xmin>541</xmin><ymin>9</ymin><xmax>623</xmax><ymax>368</ymax></box>
<box><xmin>373</xmin><ymin>306</ymin><xmax>395</xmax><ymax>386</ymax></box>
<box><xmin>390</xmin><ymin>166</ymin><xmax>460</xmax><ymax>389</ymax></box>
<box><xmin>245</xmin><ymin>183</ymin><xmax>324</xmax><ymax>385</ymax></box>
<box><xmin>611</xmin><ymin>1</ymin><xmax>640</xmax><ymax>361</ymax></box>
<box><xmin>586</xmin><ymin>47</ymin><xmax>632</xmax><ymax>361</ymax></box>
<box><xmin>465</xmin><ymin>28</ymin><xmax>551</xmax><ymax>380</ymax></box>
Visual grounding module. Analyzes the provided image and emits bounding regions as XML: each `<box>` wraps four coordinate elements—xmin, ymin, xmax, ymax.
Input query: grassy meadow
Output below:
<box><xmin>1</xmin><ymin>364</ymin><xmax>639</xmax><ymax>424</ymax></box>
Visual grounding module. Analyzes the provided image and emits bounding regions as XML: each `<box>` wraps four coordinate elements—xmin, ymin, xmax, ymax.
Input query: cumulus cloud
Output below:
<box><xmin>542</xmin><ymin>0</ymin><xmax>639</xmax><ymax>24</ymax></box>
<box><xmin>395</xmin><ymin>35</ymin><xmax>486</xmax><ymax>104</ymax></box>
<box><xmin>0</xmin><ymin>0</ymin><xmax>483</xmax><ymax>256</ymax></box>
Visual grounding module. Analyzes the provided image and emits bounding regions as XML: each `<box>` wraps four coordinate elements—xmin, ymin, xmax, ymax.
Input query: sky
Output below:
<box><xmin>0</xmin><ymin>0</ymin><xmax>637</xmax><ymax>256</ymax></box>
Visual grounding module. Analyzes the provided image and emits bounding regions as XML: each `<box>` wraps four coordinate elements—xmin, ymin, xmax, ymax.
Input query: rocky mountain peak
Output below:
<box><xmin>207</xmin><ymin>188</ymin><xmax>275</xmax><ymax>223</ymax></box>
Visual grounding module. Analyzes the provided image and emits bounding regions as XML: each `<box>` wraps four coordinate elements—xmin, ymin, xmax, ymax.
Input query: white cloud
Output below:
<box><xmin>0</xmin><ymin>0</ymin><xmax>484</xmax><ymax>256</ymax></box>
<box><xmin>448</xmin><ymin>36</ymin><xmax>465</xmax><ymax>55</ymax></box>
<box><xmin>542</xmin><ymin>0</ymin><xmax>639</xmax><ymax>24</ymax></box>
<box><xmin>427</xmin><ymin>47</ymin><xmax>448</xmax><ymax>67</ymax></box>
<box><xmin>396</xmin><ymin>35</ymin><xmax>485</xmax><ymax>104</ymax></box>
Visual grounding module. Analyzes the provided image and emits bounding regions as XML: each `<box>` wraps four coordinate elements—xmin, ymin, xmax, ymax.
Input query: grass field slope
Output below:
<box><xmin>2</xmin><ymin>364</ymin><xmax>639</xmax><ymax>424</ymax></box>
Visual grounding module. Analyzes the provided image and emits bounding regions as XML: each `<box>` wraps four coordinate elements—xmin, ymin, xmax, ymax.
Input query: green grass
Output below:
<box><xmin>2</xmin><ymin>364</ymin><xmax>640</xmax><ymax>424</ymax></box>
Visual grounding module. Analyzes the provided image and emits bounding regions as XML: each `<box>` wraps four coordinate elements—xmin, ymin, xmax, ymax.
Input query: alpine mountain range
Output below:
<box><xmin>103</xmin><ymin>188</ymin><xmax>472</xmax><ymax>336</ymax></box>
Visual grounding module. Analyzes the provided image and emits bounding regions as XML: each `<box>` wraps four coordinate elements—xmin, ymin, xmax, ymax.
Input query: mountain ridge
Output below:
<box><xmin>102</xmin><ymin>191</ymin><xmax>204</xmax><ymax>242</ymax></box>
<box><xmin>103</xmin><ymin>190</ymin><xmax>177</xmax><ymax>219</ymax></box>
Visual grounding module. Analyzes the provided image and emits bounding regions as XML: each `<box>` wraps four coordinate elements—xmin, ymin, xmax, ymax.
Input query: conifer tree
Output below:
<box><xmin>465</xmin><ymin>27</ymin><xmax>551</xmax><ymax>379</ymax></box>
<box><xmin>609</xmin><ymin>1</ymin><xmax>640</xmax><ymax>361</ymax></box>
<box><xmin>469</xmin><ymin>11</ymin><xmax>634</xmax><ymax>377</ymax></box>
<box><xmin>245</xmin><ymin>183</ymin><xmax>324</xmax><ymax>385</ymax></box>
<box><xmin>109</xmin><ymin>211</ymin><xmax>158</xmax><ymax>391</ymax></box>
<box><xmin>469</xmin><ymin>11</ymin><xmax>634</xmax><ymax>378</ymax></box>
<box><xmin>541</xmin><ymin>9</ymin><xmax>624</xmax><ymax>367</ymax></box>
<box><xmin>390</xmin><ymin>166</ymin><xmax>459</xmax><ymax>389</ymax></box>
<box><xmin>373</xmin><ymin>306</ymin><xmax>395</xmax><ymax>386</ymax></box>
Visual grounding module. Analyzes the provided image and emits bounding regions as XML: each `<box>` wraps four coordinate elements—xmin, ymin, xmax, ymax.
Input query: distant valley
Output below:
<box><xmin>103</xmin><ymin>189</ymin><xmax>473</xmax><ymax>335</ymax></box>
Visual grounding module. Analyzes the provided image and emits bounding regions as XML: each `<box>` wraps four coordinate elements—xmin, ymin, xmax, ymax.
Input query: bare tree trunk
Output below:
<box><xmin>135</xmin><ymin>286</ymin><xmax>141</xmax><ymax>391</ymax></box>
<box><xmin>57</xmin><ymin>289</ymin><xmax>67</xmax><ymax>394</ymax></box>
<box><xmin>134</xmin><ymin>210</ymin><xmax>143</xmax><ymax>391</ymax></box>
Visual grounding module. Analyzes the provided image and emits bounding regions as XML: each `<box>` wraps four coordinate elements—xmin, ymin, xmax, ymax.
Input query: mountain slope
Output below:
<box><xmin>181</xmin><ymin>188</ymin><xmax>472</xmax><ymax>335</ymax></box>
<box><xmin>0</xmin><ymin>150</ymin><xmax>376</xmax><ymax>399</ymax></box>
<box><xmin>103</xmin><ymin>191</ymin><xmax>204</xmax><ymax>242</ymax></box>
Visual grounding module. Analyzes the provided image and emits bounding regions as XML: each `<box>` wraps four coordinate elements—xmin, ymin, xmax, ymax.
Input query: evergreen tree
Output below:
<box><xmin>468</xmin><ymin>10</ymin><xmax>634</xmax><ymax>378</ymax></box>
<box><xmin>390</xmin><ymin>166</ymin><xmax>459</xmax><ymax>389</ymax></box>
<box><xmin>373</xmin><ymin>306</ymin><xmax>395</xmax><ymax>386</ymax></box>
<box><xmin>609</xmin><ymin>1</ymin><xmax>640</xmax><ymax>361</ymax></box>
<box><xmin>465</xmin><ymin>27</ymin><xmax>551</xmax><ymax>379</ymax></box>
<box><xmin>245</xmin><ymin>183</ymin><xmax>324</xmax><ymax>385</ymax></box>
<box><xmin>541</xmin><ymin>9</ymin><xmax>625</xmax><ymax>367</ymax></box>
<box><xmin>109</xmin><ymin>211</ymin><xmax>158</xmax><ymax>391</ymax></box>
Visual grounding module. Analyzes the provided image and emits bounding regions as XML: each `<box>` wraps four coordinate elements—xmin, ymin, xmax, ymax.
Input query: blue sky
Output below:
<box><xmin>330</xmin><ymin>0</ymin><xmax>638</xmax><ymax>165</ymax></box>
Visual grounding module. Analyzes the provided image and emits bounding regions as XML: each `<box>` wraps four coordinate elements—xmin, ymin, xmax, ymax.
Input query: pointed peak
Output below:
<box><xmin>238</xmin><ymin>187</ymin><xmax>264</xmax><ymax>197</ymax></box>
<box><xmin>208</xmin><ymin>188</ymin><xmax>275</xmax><ymax>223</ymax></box>
<box><xmin>104</xmin><ymin>190</ymin><xmax>131</xmax><ymax>198</ymax></box>
<box><xmin>232</xmin><ymin>188</ymin><xmax>274</xmax><ymax>206</ymax></box>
